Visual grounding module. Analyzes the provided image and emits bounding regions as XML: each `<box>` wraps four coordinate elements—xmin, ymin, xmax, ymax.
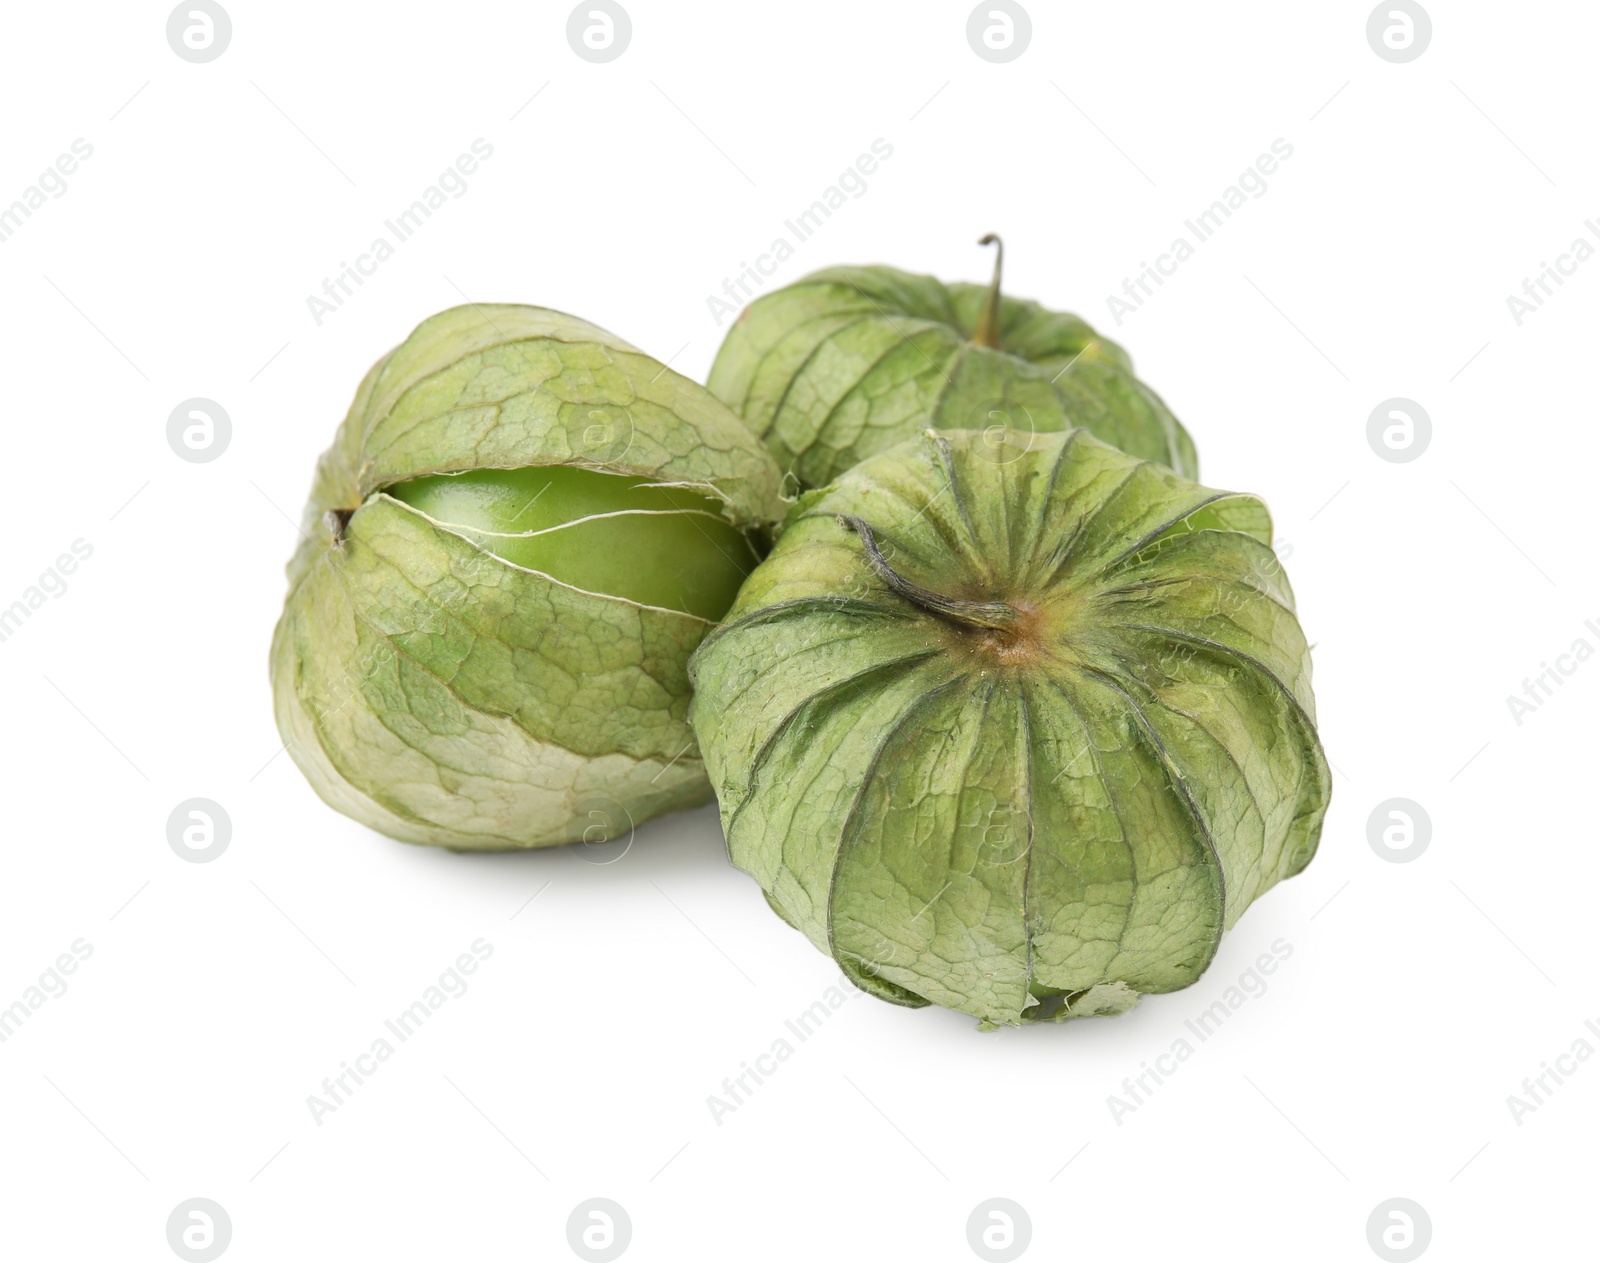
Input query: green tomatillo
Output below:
<box><xmin>270</xmin><ymin>304</ymin><xmax>786</xmax><ymax>850</ymax></box>
<box><xmin>389</xmin><ymin>466</ymin><xmax>756</xmax><ymax>622</ymax></box>
<box><xmin>687</xmin><ymin>427</ymin><xmax>1328</xmax><ymax>1026</ymax></box>
<box><xmin>707</xmin><ymin>237</ymin><xmax>1197</xmax><ymax>491</ymax></box>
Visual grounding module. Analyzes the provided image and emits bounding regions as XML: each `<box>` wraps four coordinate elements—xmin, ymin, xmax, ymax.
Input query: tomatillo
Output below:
<box><xmin>688</xmin><ymin>427</ymin><xmax>1327</xmax><ymax>1026</ymax></box>
<box><xmin>708</xmin><ymin>236</ymin><xmax>1196</xmax><ymax>490</ymax></box>
<box><xmin>271</xmin><ymin>304</ymin><xmax>786</xmax><ymax>849</ymax></box>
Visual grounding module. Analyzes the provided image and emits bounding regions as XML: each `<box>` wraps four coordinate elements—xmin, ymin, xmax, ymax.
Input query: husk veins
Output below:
<box><xmin>707</xmin><ymin>241</ymin><xmax>1198</xmax><ymax>491</ymax></box>
<box><xmin>688</xmin><ymin>427</ymin><xmax>1329</xmax><ymax>1026</ymax></box>
<box><xmin>271</xmin><ymin>304</ymin><xmax>785</xmax><ymax>849</ymax></box>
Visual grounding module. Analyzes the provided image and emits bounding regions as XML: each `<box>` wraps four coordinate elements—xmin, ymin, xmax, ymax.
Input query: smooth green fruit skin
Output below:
<box><xmin>271</xmin><ymin>304</ymin><xmax>785</xmax><ymax>850</ymax></box>
<box><xmin>390</xmin><ymin>466</ymin><xmax>757</xmax><ymax>622</ymax></box>
<box><xmin>707</xmin><ymin>264</ymin><xmax>1197</xmax><ymax>491</ymax></box>
<box><xmin>688</xmin><ymin>427</ymin><xmax>1328</xmax><ymax>1026</ymax></box>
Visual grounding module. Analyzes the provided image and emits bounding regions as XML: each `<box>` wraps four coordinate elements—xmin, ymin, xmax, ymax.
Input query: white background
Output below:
<box><xmin>1</xmin><ymin>2</ymin><xmax>1594</xmax><ymax>1260</ymax></box>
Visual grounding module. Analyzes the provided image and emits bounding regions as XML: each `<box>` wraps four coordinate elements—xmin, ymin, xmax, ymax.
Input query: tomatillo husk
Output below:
<box><xmin>271</xmin><ymin>304</ymin><xmax>785</xmax><ymax>849</ymax></box>
<box><xmin>708</xmin><ymin>237</ymin><xmax>1196</xmax><ymax>491</ymax></box>
<box><xmin>688</xmin><ymin>427</ymin><xmax>1327</xmax><ymax>1026</ymax></box>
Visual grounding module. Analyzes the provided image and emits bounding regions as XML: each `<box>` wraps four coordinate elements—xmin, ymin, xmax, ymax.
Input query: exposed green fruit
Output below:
<box><xmin>688</xmin><ymin>427</ymin><xmax>1327</xmax><ymax>1026</ymax></box>
<box><xmin>271</xmin><ymin>304</ymin><xmax>786</xmax><ymax>850</ymax></box>
<box><xmin>389</xmin><ymin>466</ymin><xmax>757</xmax><ymax>622</ymax></box>
<box><xmin>707</xmin><ymin>238</ymin><xmax>1197</xmax><ymax>491</ymax></box>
